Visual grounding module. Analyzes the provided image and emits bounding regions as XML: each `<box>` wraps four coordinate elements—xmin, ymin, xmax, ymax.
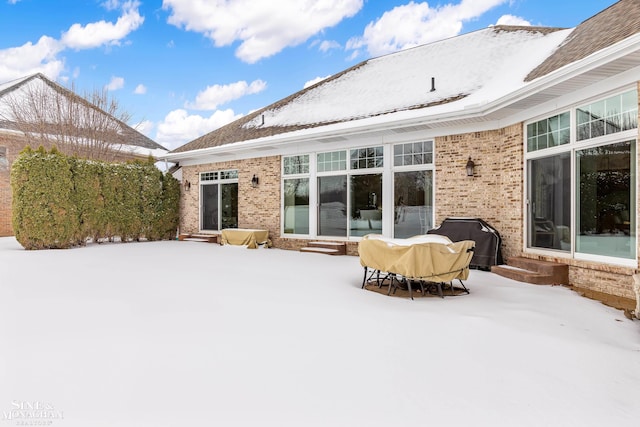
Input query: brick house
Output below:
<box><xmin>161</xmin><ymin>0</ymin><xmax>640</xmax><ymax>304</ymax></box>
<box><xmin>0</xmin><ymin>73</ymin><xmax>168</xmax><ymax>237</ymax></box>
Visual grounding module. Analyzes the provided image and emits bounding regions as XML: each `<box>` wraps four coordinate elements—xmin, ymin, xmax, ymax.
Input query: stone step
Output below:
<box><xmin>491</xmin><ymin>257</ymin><xmax>569</xmax><ymax>285</ymax></box>
<box><xmin>300</xmin><ymin>246</ymin><xmax>343</xmax><ymax>256</ymax></box>
<box><xmin>305</xmin><ymin>241</ymin><xmax>347</xmax><ymax>255</ymax></box>
<box><xmin>178</xmin><ymin>233</ymin><xmax>219</xmax><ymax>243</ymax></box>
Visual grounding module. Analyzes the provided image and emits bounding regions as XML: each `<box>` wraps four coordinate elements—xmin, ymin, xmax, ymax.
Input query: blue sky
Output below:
<box><xmin>0</xmin><ymin>0</ymin><xmax>618</xmax><ymax>150</ymax></box>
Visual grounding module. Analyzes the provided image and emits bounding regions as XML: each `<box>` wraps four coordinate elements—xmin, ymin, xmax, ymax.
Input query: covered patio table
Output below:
<box><xmin>221</xmin><ymin>228</ymin><xmax>271</xmax><ymax>249</ymax></box>
<box><xmin>358</xmin><ymin>234</ymin><xmax>475</xmax><ymax>299</ymax></box>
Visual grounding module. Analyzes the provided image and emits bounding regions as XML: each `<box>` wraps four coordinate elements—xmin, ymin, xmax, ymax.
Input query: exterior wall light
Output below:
<box><xmin>183</xmin><ymin>180</ymin><xmax>191</xmax><ymax>191</ymax></box>
<box><xmin>466</xmin><ymin>157</ymin><xmax>475</xmax><ymax>177</ymax></box>
<box><xmin>251</xmin><ymin>174</ymin><xmax>259</xmax><ymax>187</ymax></box>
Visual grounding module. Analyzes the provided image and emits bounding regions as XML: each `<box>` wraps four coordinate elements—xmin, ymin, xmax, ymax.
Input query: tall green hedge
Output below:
<box><xmin>11</xmin><ymin>147</ymin><xmax>179</xmax><ymax>250</ymax></box>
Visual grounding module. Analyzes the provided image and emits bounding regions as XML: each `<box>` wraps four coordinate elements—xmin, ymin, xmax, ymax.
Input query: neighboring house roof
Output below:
<box><xmin>0</xmin><ymin>73</ymin><xmax>167</xmax><ymax>156</ymax></box>
<box><xmin>167</xmin><ymin>0</ymin><xmax>640</xmax><ymax>161</ymax></box>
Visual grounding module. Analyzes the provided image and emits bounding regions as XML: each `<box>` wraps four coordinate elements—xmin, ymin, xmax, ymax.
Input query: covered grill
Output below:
<box><xmin>427</xmin><ymin>218</ymin><xmax>503</xmax><ymax>270</ymax></box>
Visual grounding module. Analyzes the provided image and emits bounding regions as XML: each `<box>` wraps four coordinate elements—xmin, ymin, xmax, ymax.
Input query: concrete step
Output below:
<box><xmin>300</xmin><ymin>246</ymin><xmax>343</xmax><ymax>256</ymax></box>
<box><xmin>178</xmin><ymin>233</ymin><xmax>219</xmax><ymax>243</ymax></box>
<box><xmin>491</xmin><ymin>257</ymin><xmax>569</xmax><ymax>285</ymax></box>
<box><xmin>305</xmin><ymin>241</ymin><xmax>347</xmax><ymax>255</ymax></box>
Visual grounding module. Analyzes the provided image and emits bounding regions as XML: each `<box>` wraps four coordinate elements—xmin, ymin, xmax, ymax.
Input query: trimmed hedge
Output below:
<box><xmin>11</xmin><ymin>147</ymin><xmax>179</xmax><ymax>249</ymax></box>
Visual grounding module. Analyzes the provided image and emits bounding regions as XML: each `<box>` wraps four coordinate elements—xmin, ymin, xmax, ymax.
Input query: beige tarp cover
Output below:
<box><xmin>221</xmin><ymin>228</ymin><xmax>271</xmax><ymax>249</ymax></box>
<box><xmin>358</xmin><ymin>234</ymin><xmax>475</xmax><ymax>282</ymax></box>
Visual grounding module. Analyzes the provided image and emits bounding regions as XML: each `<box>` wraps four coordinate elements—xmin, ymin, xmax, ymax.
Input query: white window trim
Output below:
<box><xmin>523</xmin><ymin>86</ymin><xmax>638</xmax><ymax>267</ymax></box>
<box><xmin>280</xmin><ymin>141</ymin><xmax>436</xmax><ymax>240</ymax></box>
<box><xmin>198</xmin><ymin>169</ymin><xmax>238</xmax><ymax>233</ymax></box>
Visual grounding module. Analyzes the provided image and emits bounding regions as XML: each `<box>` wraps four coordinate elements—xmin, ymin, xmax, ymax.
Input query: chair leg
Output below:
<box><xmin>361</xmin><ymin>266</ymin><xmax>368</xmax><ymax>289</ymax></box>
<box><xmin>406</xmin><ymin>278</ymin><xmax>413</xmax><ymax>300</ymax></box>
<box><xmin>436</xmin><ymin>282</ymin><xmax>444</xmax><ymax>298</ymax></box>
<box><xmin>458</xmin><ymin>279</ymin><xmax>470</xmax><ymax>294</ymax></box>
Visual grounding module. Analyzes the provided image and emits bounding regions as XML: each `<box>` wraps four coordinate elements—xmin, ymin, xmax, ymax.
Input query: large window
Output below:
<box><xmin>200</xmin><ymin>170</ymin><xmax>238</xmax><ymax>231</ymax></box>
<box><xmin>283</xmin><ymin>155</ymin><xmax>310</xmax><ymax>235</ymax></box>
<box><xmin>318</xmin><ymin>175</ymin><xmax>347</xmax><ymax>236</ymax></box>
<box><xmin>282</xmin><ymin>141</ymin><xmax>433</xmax><ymax>239</ymax></box>
<box><xmin>576</xmin><ymin>141</ymin><xmax>635</xmax><ymax>259</ymax></box>
<box><xmin>525</xmin><ymin>88</ymin><xmax>637</xmax><ymax>264</ymax></box>
<box><xmin>316</xmin><ymin>147</ymin><xmax>384</xmax><ymax>237</ymax></box>
<box><xmin>528</xmin><ymin>153</ymin><xmax>570</xmax><ymax>250</ymax></box>
<box><xmin>393</xmin><ymin>141</ymin><xmax>434</xmax><ymax>238</ymax></box>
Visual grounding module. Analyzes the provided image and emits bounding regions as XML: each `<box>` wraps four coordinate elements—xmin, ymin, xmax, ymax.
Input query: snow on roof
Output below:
<box><xmin>244</xmin><ymin>26</ymin><xmax>571</xmax><ymax>129</ymax></box>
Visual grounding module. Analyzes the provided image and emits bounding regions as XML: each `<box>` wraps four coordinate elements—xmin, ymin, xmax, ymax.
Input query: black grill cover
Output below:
<box><xmin>427</xmin><ymin>218</ymin><xmax>503</xmax><ymax>270</ymax></box>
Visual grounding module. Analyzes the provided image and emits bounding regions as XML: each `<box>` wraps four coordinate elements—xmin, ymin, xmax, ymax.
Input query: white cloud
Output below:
<box><xmin>0</xmin><ymin>36</ymin><xmax>64</xmax><ymax>82</ymax></box>
<box><xmin>318</xmin><ymin>40</ymin><xmax>341</xmax><ymax>53</ymax></box>
<box><xmin>495</xmin><ymin>14</ymin><xmax>531</xmax><ymax>26</ymax></box>
<box><xmin>155</xmin><ymin>108</ymin><xmax>243</xmax><ymax>149</ymax></box>
<box><xmin>8</xmin><ymin>0</ymin><xmax>22</xmax><ymax>4</ymax></box>
<box><xmin>61</xmin><ymin>1</ymin><xmax>144</xmax><ymax>50</ymax></box>
<box><xmin>304</xmin><ymin>75</ymin><xmax>331</xmax><ymax>89</ymax></box>
<box><xmin>0</xmin><ymin>1</ymin><xmax>143</xmax><ymax>82</ymax></box>
<box><xmin>101</xmin><ymin>0</ymin><xmax>121</xmax><ymax>11</ymax></box>
<box><xmin>163</xmin><ymin>0</ymin><xmax>363</xmax><ymax>63</ymax></box>
<box><xmin>106</xmin><ymin>76</ymin><xmax>125</xmax><ymax>91</ymax></box>
<box><xmin>134</xmin><ymin>83</ymin><xmax>147</xmax><ymax>94</ymax></box>
<box><xmin>347</xmin><ymin>0</ymin><xmax>507</xmax><ymax>57</ymax></box>
<box><xmin>185</xmin><ymin>79</ymin><xmax>267</xmax><ymax>110</ymax></box>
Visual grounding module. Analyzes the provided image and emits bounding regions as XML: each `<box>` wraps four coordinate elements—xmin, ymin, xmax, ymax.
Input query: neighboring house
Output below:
<box><xmin>162</xmin><ymin>0</ymin><xmax>640</xmax><ymax>303</ymax></box>
<box><xmin>0</xmin><ymin>73</ymin><xmax>168</xmax><ymax>237</ymax></box>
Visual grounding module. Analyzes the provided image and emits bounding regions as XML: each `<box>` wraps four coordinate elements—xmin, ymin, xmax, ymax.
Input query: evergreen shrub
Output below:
<box><xmin>11</xmin><ymin>147</ymin><xmax>179</xmax><ymax>249</ymax></box>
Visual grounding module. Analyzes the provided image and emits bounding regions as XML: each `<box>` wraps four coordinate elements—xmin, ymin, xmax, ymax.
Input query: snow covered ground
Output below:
<box><xmin>1</xmin><ymin>236</ymin><xmax>639</xmax><ymax>427</ymax></box>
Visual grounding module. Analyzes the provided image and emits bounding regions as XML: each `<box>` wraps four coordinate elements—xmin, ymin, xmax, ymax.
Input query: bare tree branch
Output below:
<box><xmin>1</xmin><ymin>78</ymin><xmax>133</xmax><ymax>161</ymax></box>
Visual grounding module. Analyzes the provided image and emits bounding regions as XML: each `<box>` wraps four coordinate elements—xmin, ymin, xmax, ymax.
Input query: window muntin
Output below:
<box><xmin>201</xmin><ymin>171</ymin><xmax>218</xmax><ymax>182</ymax></box>
<box><xmin>317</xmin><ymin>151</ymin><xmax>346</xmax><ymax>172</ymax></box>
<box><xmin>576</xmin><ymin>89</ymin><xmax>638</xmax><ymax>141</ymax></box>
<box><xmin>576</xmin><ymin>140</ymin><xmax>635</xmax><ymax>260</ymax></box>
<box><xmin>350</xmin><ymin>146</ymin><xmax>383</xmax><ymax>169</ymax></box>
<box><xmin>527</xmin><ymin>112</ymin><xmax>570</xmax><ymax>152</ymax></box>
<box><xmin>219</xmin><ymin>170</ymin><xmax>238</xmax><ymax>180</ymax></box>
<box><xmin>394</xmin><ymin>141</ymin><xmax>433</xmax><ymax>166</ymax></box>
<box><xmin>284</xmin><ymin>155</ymin><xmax>309</xmax><ymax>175</ymax></box>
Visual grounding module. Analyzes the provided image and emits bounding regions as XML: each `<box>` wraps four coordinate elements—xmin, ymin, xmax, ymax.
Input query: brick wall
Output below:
<box><xmin>180</xmin><ymin>156</ymin><xmax>282</xmax><ymax>242</ymax></box>
<box><xmin>0</xmin><ymin>132</ymin><xmax>31</xmax><ymax>237</ymax></box>
<box><xmin>435</xmin><ymin>123</ymin><xmax>524</xmax><ymax>259</ymax></box>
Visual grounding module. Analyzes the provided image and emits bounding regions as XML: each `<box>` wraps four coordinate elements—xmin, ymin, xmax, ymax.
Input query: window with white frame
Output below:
<box><xmin>283</xmin><ymin>155</ymin><xmax>310</xmax><ymax>235</ymax></box>
<box><xmin>282</xmin><ymin>142</ymin><xmax>434</xmax><ymax>239</ymax></box>
<box><xmin>526</xmin><ymin>88</ymin><xmax>637</xmax><ymax>264</ymax></box>
<box><xmin>200</xmin><ymin>170</ymin><xmax>238</xmax><ymax>231</ymax></box>
<box><xmin>393</xmin><ymin>141</ymin><xmax>434</xmax><ymax>238</ymax></box>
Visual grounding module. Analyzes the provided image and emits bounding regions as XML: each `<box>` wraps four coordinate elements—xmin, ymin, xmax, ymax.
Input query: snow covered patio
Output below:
<box><xmin>1</xmin><ymin>237</ymin><xmax>639</xmax><ymax>427</ymax></box>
